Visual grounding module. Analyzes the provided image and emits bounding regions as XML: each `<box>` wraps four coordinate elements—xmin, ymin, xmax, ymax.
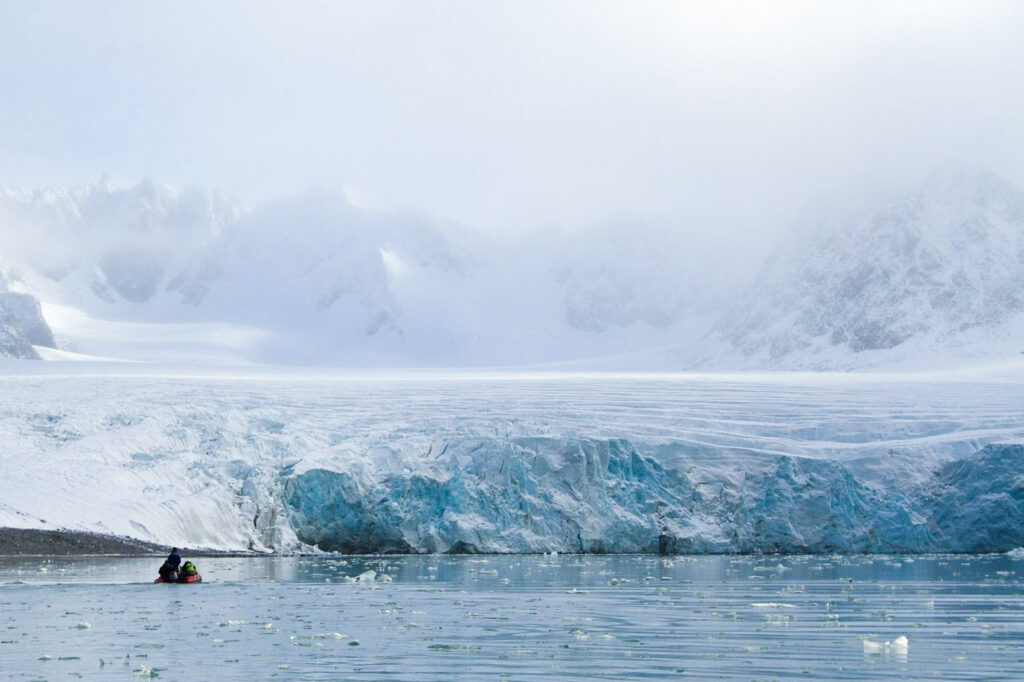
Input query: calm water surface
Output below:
<box><xmin>1</xmin><ymin>554</ymin><xmax>1022</xmax><ymax>680</ymax></box>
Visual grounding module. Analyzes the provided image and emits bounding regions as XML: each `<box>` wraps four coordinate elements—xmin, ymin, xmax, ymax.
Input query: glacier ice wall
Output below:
<box><xmin>3</xmin><ymin>371</ymin><xmax>1023</xmax><ymax>554</ymax></box>
<box><xmin>283</xmin><ymin>438</ymin><xmax>711</xmax><ymax>553</ymax></box>
<box><xmin>281</xmin><ymin>439</ymin><xmax>1024</xmax><ymax>554</ymax></box>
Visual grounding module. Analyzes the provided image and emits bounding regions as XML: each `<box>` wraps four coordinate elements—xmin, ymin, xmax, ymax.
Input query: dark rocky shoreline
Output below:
<box><xmin>0</xmin><ymin>528</ymin><xmax>259</xmax><ymax>557</ymax></box>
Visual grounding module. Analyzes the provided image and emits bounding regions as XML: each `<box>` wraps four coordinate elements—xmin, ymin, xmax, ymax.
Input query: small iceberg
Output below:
<box><xmin>862</xmin><ymin>635</ymin><xmax>908</xmax><ymax>655</ymax></box>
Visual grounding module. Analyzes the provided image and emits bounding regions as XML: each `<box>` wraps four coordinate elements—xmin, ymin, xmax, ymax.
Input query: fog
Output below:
<box><xmin>2</xmin><ymin>2</ymin><xmax>1024</xmax><ymax>368</ymax></box>
<box><xmin>2</xmin><ymin>1</ymin><xmax>1022</xmax><ymax>240</ymax></box>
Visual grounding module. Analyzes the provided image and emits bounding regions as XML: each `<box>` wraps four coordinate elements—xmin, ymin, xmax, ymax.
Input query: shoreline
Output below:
<box><xmin>2</xmin><ymin>528</ymin><xmax>1022</xmax><ymax>559</ymax></box>
<box><xmin>0</xmin><ymin>528</ymin><xmax>264</xmax><ymax>558</ymax></box>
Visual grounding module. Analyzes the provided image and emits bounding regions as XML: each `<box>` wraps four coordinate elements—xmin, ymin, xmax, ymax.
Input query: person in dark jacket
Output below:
<box><xmin>158</xmin><ymin>547</ymin><xmax>182</xmax><ymax>582</ymax></box>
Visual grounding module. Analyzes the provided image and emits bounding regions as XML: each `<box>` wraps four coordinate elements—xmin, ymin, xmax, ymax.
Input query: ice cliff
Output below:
<box><xmin>3</xmin><ymin>372</ymin><xmax>1023</xmax><ymax>554</ymax></box>
<box><xmin>281</xmin><ymin>440</ymin><xmax>1023</xmax><ymax>554</ymax></box>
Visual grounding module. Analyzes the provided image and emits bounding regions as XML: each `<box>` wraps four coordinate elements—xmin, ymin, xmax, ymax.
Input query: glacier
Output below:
<box><xmin>1</xmin><ymin>364</ymin><xmax>1022</xmax><ymax>554</ymax></box>
<box><xmin>283</xmin><ymin>440</ymin><xmax>1023</xmax><ymax>554</ymax></box>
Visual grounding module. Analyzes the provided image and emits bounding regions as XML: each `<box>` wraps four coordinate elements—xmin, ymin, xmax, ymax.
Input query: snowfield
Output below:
<box><xmin>1</xmin><ymin>363</ymin><xmax>1022</xmax><ymax>554</ymax></box>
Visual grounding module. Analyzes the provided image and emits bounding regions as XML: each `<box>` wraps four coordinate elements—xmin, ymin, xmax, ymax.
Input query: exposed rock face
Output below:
<box><xmin>0</xmin><ymin>292</ymin><xmax>55</xmax><ymax>359</ymax></box>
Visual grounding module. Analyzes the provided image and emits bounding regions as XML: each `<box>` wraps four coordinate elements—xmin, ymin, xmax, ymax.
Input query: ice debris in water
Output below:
<box><xmin>1006</xmin><ymin>547</ymin><xmax>1024</xmax><ymax>558</ymax></box>
<box><xmin>73</xmin><ymin>622</ymin><xmax>92</xmax><ymax>629</ymax></box>
<box><xmin>751</xmin><ymin>603</ymin><xmax>797</xmax><ymax>609</ymax></box>
<box><xmin>133</xmin><ymin>665</ymin><xmax>157</xmax><ymax>679</ymax></box>
<box><xmin>862</xmin><ymin>635</ymin><xmax>909</xmax><ymax>654</ymax></box>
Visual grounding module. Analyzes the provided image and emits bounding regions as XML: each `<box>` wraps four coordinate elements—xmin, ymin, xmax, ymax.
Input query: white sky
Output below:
<box><xmin>1</xmin><ymin>1</ymin><xmax>1022</xmax><ymax>237</ymax></box>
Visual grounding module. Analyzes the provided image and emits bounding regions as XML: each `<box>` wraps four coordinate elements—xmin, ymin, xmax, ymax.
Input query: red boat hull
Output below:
<box><xmin>154</xmin><ymin>574</ymin><xmax>202</xmax><ymax>584</ymax></box>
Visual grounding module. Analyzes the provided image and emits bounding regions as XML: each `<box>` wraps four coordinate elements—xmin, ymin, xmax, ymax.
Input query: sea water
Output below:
<box><xmin>0</xmin><ymin>554</ymin><xmax>1022</xmax><ymax>680</ymax></box>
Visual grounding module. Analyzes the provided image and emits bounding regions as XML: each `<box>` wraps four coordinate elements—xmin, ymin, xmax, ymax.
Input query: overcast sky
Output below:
<box><xmin>1</xmin><ymin>1</ymin><xmax>1022</xmax><ymax>236</ymax></box>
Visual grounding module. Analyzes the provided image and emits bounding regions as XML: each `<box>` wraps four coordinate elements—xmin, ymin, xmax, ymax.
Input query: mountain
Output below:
<box><xmin>0</xmin><ymin>178</ymin><xmax>241</xmax><ymax>309</ymax></box>
<box><xmin>706</xmin><ymin>167</ymin><xmax>1024</xmax><ymax>369</ymax></box>
<box><xmin>0</xmin><ymin>180</ymin><xmax>724</xmax><ymax>365</ymax></box>
<box><xmin>0</xmin><ymin>272</ymin><xmax>55</xmax><ymax>359</ymax></box>
<box><xmin>0</xmin><ymin>167</ymin><xmax>1022</xmax><ymax>368</ymax></box>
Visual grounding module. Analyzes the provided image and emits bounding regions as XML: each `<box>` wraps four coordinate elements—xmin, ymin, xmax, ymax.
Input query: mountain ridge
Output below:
<box><xmin>0</xmin><ymin>167</ymin><xmax>1021</xmax><ymax>369</ymax></box>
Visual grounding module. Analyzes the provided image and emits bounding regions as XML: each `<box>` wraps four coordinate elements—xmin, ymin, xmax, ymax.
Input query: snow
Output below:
<box><xmin>709</xmin><ymin>166</ymin><xmax>1024</xmax><ymax>370</ymax></box>
<box><xmin>1</xmin><ymin>364</ymin><xmax>1022</xmax><ymax>553</ymax></box>
<box><xmin>2</xmin><ymin>166</ymin><xmax>1019</xmax><ymax>369</ymax></box>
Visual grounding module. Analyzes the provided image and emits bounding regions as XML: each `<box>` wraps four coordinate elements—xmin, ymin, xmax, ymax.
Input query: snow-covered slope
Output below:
<box><xmin>0</xmin><ymin>179</ymin><xmax>729</xmax><ymax>365</ymax></box>
<box><xmin>709</xmin><ymin>167</ymin><xmax>1024</xmax><ymax>369</ymax></box>
<box><xmin>0</xmin><ymin>179</ymin><xmax>240</xmax><ymax>310</ymax></box>
<box><xmin>1</xmin><ymin>167</ymin><xmax>1023</xmax><ymax>369</ymax></box>
<box><xmin>2</xmin><ymin>366</ymin><xmax>1022</xmax><ymax>553</ymax></box>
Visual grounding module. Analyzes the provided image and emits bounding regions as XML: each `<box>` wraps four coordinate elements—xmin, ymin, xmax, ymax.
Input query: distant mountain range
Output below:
<box><xmin>1</xmin><ymin>166</ymin><xmax>1022</xmax><ymax>369</ymax></box>
<box><xmin>705</xmin><ymin>166</ymin><xmax>1024</xmax><ymax>369</ymax></box>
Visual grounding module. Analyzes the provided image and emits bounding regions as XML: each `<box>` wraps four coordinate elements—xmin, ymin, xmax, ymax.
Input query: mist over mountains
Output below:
<box><xmin>1</xmin><ymin>167</ymin><xmax>1022</xmax><ymax>369</ymax></box>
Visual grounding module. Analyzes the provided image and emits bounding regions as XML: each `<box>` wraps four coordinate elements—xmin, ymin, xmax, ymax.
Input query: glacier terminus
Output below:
<box><xmin>2</xmin><ymin>364</ymin><xmax>1022</xmax><ymax>556</ymax></box>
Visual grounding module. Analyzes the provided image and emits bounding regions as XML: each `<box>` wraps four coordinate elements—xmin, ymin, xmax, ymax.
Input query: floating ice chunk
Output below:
<box><xmin>73</xmin><ymin>622</ymin><xmax>92</xmax><ymax>629</ymax></box>
<box><xmin>356</xmin><ymin>570</ymin><xmax>376</xmax><ymax>583</ymax></box>
<box><xmin>1007</xmin><ymin>547</ymin><xmax>1024</xmax><ymax>558</ymax></box>
<box><xmin>862</xmin><ymin>635</ymin><xmax>908</xmax><ymax>654</ymax></box>
<box><xmin>751</xmin><ymin>603</ymin><xmax>797</xmax><ymax>609</ymax></box>
<box><xmin>133</xmin><ymin>665</ymin><xmax>157</xmax><ymax>679</ymax></box>
<box><xmin>862</xmin><ymin>639</ymin><xmax>883</xmax><ymax>654</ymax></box>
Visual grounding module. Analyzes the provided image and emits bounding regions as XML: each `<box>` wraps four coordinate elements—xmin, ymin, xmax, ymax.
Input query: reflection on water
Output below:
<box><xmin>1</xmin><ymin>554</ymin><xmax>1022</xmax><ymax>680</ymax></box>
